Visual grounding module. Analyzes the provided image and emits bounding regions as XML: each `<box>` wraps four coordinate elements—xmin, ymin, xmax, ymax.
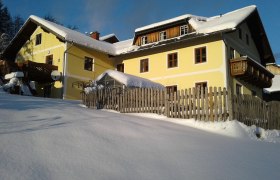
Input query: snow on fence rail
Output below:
<box><xmin>81</xmin><ymin>87</ymin><xmax>280</xmax><ymax>129</ymax></box>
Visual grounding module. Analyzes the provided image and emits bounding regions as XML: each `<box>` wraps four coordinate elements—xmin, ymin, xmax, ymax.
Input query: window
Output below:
<box><xmin>246</xmin><ymin>34</ymin><xmax>250</xmax><ymax>45</ymax></box>
<box><xmin>180</xmin><ymin>25</ymin><xmax>188</xmax><ymax>35</ymax></box>
<box><xmin>141</xmin><ymin>36</ymin><xmax>148</xmax><ymax>45</ymax></box>
<box><xmin>140</xmin><ymin>59</ymin><xmax>149</xmax><ymax>73</ymax></box>
<box><xmin>238</xmin><ymin>29</ymin><xmax>242</xmax><ymax>40</ymax></box>
<box><xmin>116</xmin><ymin>63</ymin><xmax>124</xmax><ymax>72</ymax></box>
<box><xmin>195</xmin><ymin>47</ymin><xmax>207</xmax><ymax>63</ymax></box>
<box><xmin>167</xmin><ymin>52</ymin><xmax>178</xmax><ymax>68</ymax></box>
<box><xmin>229</xmin><ymin>47</ymin><xmax>235</xmax><ymax>59</ymax></box>
<box><xmin>35</xmin><ymin>33</ymin><xmax>42</xmax><ymax>45</ymax></box>
<box><xmin>236</xmin><ymin>84</ymin><xmax>242</xmax><ymax>95</ymax></box>
<box><xmin>45</xmin><ymin>55</ymin><xmax>53</xmax><ymax>65</ymax></box>
<box><xmin>166</xmin><ymin>85</ymin><xmax>177</xmax><ymax>95</ymax></box>
<box><xmin>84</xmin><ymin>57</ymin><xmax>93</xmax><ymax>71</ymax></box>
<box><xmin>195</xmin><ymin>82</ymin><xmax>207</xmax><ymax>90</ymax></box>
<box><xmin>159</xmin><ymin>31</ymin><xmax>167</xmax><ymax>41</ymax></box>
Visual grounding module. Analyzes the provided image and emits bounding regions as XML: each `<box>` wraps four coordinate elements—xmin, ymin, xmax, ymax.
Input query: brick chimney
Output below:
<box><xmin>90</xmin><ymin>31</ymin><xmax>100</xmax><ymax>40</ymax></box>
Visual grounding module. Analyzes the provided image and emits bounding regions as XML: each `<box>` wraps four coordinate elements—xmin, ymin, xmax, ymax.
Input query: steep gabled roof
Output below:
<box><xmin>188</xmin><ymin>5</ymin><xmax>256</xmax><ymax>34</ymax></box>
<box><xmin>3</xmin><ymin>15</ymin><xmax>116</xmax><ymax>60</ymax></box>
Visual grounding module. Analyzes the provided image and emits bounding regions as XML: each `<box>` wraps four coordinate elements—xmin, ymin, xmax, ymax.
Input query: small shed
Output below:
<box><xmin>95</xmin><ymin>70</ymin><xmax>165</xmax><ymax>90</ymax></box>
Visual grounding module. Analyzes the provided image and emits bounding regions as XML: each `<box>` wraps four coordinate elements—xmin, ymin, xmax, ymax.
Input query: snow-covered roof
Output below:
<box><xmin>264</xmin><ymin>75</ymin><xmax>280</xmax><ymax>93</ymax></box>
<box><xmin>96</xmin><ymin>70</ymin><xmax>165</xmax><ymax>89</ymax></box>
<box><xmin>13</xmin><ymin>5</ymin><xmax>258</xmax><ymax>57</ymax></box>
<box><xmin>135</xmin><ymin>14</ymin><xmax>206</xmax><ymax>33</ymax></box>
<box><xmin>189</xmin><ymin>5</ymin><xmax>256</xmax><ymax>34</ymax></box>
<box><xmin>113</xmin><ymin>39</ymin><xmax>139</xmax><ymax>54</ymax></box>
<box><xmin>29</xmin><ymin>15</ymin><xmax>116</xmax><ymax>55</ymax></box>
<box><xmin>135</xmin><ymin>5</ymin><xmax>256</xmax><ymax>35</ymax></box>
<box><xmin>100</xmin><ymin>34</ymin><xmax>117</xmax><ymax>41</ymax></box>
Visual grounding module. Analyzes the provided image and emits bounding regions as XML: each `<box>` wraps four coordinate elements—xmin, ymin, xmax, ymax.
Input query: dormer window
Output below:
<box><xmin>180</xmin><ymin>25</ymin><xmax>188</xmax><ymax>35</ymax></box>
<box><xmin>141</xmin><ymin>36</ymin><xmax>148</xmax><ymax>45</ymax></box>
<box><xmin>159</xmin><ymin>31</ymin><xmax>167</xmax><ymax>41</ymax></box>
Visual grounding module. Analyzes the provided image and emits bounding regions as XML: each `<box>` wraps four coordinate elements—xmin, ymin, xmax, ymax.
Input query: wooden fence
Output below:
<box><xmin>81</xmin><ymin>87</ymin><xmax>229</xmax><ymax>121</ymax></box>
<box><xmin>232</xmin><ymin>95</ymin><xmax>280</xmax><ymax>130</ymax></box>
<box><xmin>81</xmin><ymin>87</ymin><xmax>280</xmax><ymax>129</ymax></box>
<box><xmin>82</xmin><ymin>87</ymin><xmax>280</xmax><ymax>130</ymax></box>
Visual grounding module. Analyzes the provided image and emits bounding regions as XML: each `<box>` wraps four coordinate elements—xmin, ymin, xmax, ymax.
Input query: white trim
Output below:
<box><xmin>180</xmin><ymin>25</ymin><xmax>188</xmax><ymax>36</ymax></box>
<box><xmin>159</xmin><ymin>31</ymin><xmax>167</xmax><ymax>41</ymax></box>
<box><xmin>141</xmin><ymin>36</ymin><xmax>148</xmax><ymax>45</ymax></box>
<box><xmin>151</xmin><ymin>68</ymin><xmax>222</xmax><ymax>81</ymax></box>
<box><xmin>30</xmin><ymin>44</ymin><xmax>64</xmax><ymax>56</ymax></box>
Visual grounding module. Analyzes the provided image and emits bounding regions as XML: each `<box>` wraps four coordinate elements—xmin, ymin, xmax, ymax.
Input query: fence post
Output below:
<box><xmin>164</xmin><ymin>90</ymin><xmax>169</xmax><ymax>117</ymax></box>
<box><xmin>227</xmin><ymin>87</ymin><xmax>233</xmax><ymax>121</ymax></box>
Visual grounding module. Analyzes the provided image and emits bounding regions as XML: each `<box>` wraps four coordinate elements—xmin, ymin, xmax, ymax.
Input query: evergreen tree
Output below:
<box><xmin>12</xmin><ymin>15</ymin><xmax>24</xmax><ymax>37</ymax></box>
<box><xmin>0</xmin><ymin>7</ymin><xmax>13</xmax><ymax>38</ymax></box>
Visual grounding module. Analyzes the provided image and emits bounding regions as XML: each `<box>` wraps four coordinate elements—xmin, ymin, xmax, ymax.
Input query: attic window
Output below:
<box><xmin>180</xmin><ymin>25</ymin><xmax>188</xmax><ymax>35</ymax></box>
<box><xmin>141</xmin><ymin>36</ymin><xmax>148</xmax><ymax>45</ymax></box>
<box><xmin>35</xmin><ymin>33</ymin><xmax>42</xmax><ymax>45</ymax></box>
<box><xmin>159</xmin><ymin>31</ymin><xmax>167</xmax><ymax>41</ymax></box>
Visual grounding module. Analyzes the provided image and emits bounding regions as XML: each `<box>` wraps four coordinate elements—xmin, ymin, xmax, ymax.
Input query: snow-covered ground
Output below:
<box><xmin>0</xmin><ymin>90</ymin><xmax>280</xmax><ymax>180</ymax></box>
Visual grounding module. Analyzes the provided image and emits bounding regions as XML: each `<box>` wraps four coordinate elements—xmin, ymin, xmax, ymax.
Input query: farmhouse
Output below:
<box><xmin>1</xmin><ymin>5</ymin><xmax>275</xmax><ymax>100</ymax></box>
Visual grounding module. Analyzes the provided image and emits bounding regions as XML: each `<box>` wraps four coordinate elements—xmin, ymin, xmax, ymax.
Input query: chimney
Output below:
<box><xmin>90</xmin><ymin>31</ymin><xmax>100</xmax><ymax>40</ymax></box>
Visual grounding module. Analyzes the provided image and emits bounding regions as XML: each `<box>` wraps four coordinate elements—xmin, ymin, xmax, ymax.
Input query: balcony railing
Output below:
<box><xmin>230</xmin><ymin>56</ymin><xmax>274</xmax><ymax>88</ymax></box>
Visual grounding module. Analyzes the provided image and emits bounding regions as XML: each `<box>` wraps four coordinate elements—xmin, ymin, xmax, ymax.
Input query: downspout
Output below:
<box><xmin>62</xmin><ymin>41</ymin><xmax>74</xmax><ymax>99</ymax></box>
<box><xmin>221</xmin><ymin>32</ymin><xmax>233</xmax><ymax>121</ymax></box>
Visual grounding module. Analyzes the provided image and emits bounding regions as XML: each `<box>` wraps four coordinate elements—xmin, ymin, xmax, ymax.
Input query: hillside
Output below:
<box><xmin>0</xmin><ymin>90</ymin><xmax>280</xmax><ymax>180</ymax></box>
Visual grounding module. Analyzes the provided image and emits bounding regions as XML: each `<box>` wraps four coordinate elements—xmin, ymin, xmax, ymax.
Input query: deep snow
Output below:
<box><xmin>0</xmin><ymin>90</ymin><xmax>280</xmax><ymax>180</ymax></box>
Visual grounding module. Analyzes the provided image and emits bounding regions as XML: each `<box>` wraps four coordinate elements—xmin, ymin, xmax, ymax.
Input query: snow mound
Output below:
<box><xmin>128</xmin><ymin>112</ymin><xmax>280</xmax><ymax>143</ymax></box>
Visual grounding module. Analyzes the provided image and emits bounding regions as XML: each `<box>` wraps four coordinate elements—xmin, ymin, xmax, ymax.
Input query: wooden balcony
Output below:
<box><xmin>230</xmin><ymin>57</ymin><xmax>274</xmax><ymax>88</ymax></box>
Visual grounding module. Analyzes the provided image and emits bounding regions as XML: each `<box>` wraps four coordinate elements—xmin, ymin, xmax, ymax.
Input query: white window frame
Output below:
<box><xmin>159</xmin><ymin>31</ymin><xmax>167</xmax><ymax>41</ymax></box>
<box><xmin>180</xmin><ymin>25</ymin><xmax>188</xmax><ymax>35</ymax></box>
<box><xmin>141</xmin><ymin>36</ymin><xmax>148</xmax><ymax>45</ymax></box>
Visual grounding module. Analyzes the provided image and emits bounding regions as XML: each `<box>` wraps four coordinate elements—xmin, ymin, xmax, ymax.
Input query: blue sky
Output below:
<box><xmin>3</xmin><ymin>0</ymin><xmax>280</xmax><ymax>63</ymax></box>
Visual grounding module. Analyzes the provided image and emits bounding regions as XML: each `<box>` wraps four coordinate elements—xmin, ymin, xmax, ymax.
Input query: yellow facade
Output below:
<box><xmin>17</xmin><ymin>26</ymin><xmax>114</xmax><ymax>100</ymax></box>
<box><xmin>17</xmin><ymin>27</ymin><xmax>65</xmax><ymax>98</ymax></box>
<box><xmin>64</xmin><ymin>45</ymin><xmax>114</xmax><ymax>99</ymax></box>
<box><xmin>116</xmin><ymin>37</ymin><xmax>226</xmax><ymax>90</ymax></box>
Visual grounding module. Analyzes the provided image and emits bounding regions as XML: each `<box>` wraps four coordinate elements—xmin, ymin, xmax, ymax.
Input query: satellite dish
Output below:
<box><xmin>51</xmin><ymin>70</ymin><xmax>62</xmax><ymax>81</ymax></box>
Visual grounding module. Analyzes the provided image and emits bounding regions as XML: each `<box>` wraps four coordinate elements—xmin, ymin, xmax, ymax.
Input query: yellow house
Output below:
<box><xmin>1</xmin><ymin>5</ymin><xmax>275</xmax><ymax>100</ymax></box>
<box><xmin>2</xmin><ymin>16</ymin><xmax>117</xmax><ymax>99</ymax></box>
<box><xmin>114</xmin><ymin>5</ymin><xmax>275</xmax><ymax>98</ymax></box>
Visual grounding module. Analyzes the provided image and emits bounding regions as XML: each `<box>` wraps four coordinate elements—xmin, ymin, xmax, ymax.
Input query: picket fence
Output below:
<box><xmin>82</xmin><ymin>87</ymin><xmax>280</xmax><ymax>130</ymax></box>
<box><xmin>232</xmin><ymin>95</ymin><xmax>280</xmax><ymax>130</ymax></box>
<box><xmin>82</xmin><ymin>87</ymin><xmax>229</xmax><ymax>121</ymax></box>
